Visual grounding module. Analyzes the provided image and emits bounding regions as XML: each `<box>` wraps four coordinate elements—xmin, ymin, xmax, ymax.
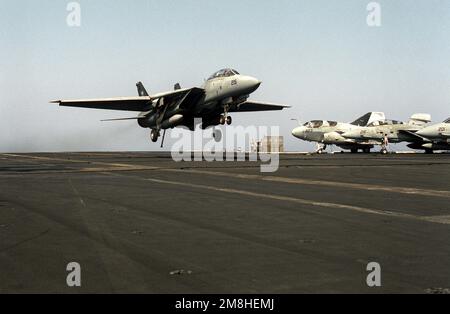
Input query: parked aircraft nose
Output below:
<box><xmin>292</xmin><ymin>126</ymin><xmax>306</xmax><ymax>139</ymax></box>
<box><xmin>416</xmin><ymin>127</ymin><xmax>435</xmax><ymax>138</ymax></box>
<box><xmin>239</xmin><ymin>76</ymin><xmax>262</xmax><ymax>94</ymax></box>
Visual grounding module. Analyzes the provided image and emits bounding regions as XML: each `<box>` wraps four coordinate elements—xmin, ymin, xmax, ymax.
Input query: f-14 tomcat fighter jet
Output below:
<box><xmin>52</xmin><ymin>69</ymin><xmax>289</xmax><ymax>146</ymax></box>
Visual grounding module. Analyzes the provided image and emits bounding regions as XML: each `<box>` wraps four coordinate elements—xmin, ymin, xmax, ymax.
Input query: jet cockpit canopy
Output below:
<box><xmin>207</xmin><ymin>68</ymin><xmax>240</xmax><ymax>80</ymax></box>
<box><xmin>303</xmin><ymin>120</ymin><xmax>338</xmax><ymax>128</ymax></box>
<box><xmin>367</xmin><ymin>120</ymin><xmax>404</xmax><ymax>127</ymax></box>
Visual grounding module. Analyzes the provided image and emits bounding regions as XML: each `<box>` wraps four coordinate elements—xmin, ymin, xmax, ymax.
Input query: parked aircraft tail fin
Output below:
<box><xmin>136</xmin><ymin>82</ymin><xmax>149</xmax><ymax>96</ymax></box>
<box><xmin>408</xmin><ymin>113</ymin><xmax>431</xmax><ymax>126</ymax></box>
<box><xmin>351</xmin><ymin>112</ymin><xmax>385</xmax><ymax>126</ymax></box>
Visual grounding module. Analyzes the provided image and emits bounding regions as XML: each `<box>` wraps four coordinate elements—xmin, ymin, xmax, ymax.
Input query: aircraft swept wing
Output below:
<box><xmin>51</xmin><ymin>96</ymin><xmax>152</xmax><ymax>112</ymax></box>
<box><xmin>51</xmin><ymin>87</ymin><xmax>205</xmax><ymax>112</ymax></box>
<box><xmin>230</xmin><ymin>100</ymin><xmax>290</xmax><ymax>112</ymax></box>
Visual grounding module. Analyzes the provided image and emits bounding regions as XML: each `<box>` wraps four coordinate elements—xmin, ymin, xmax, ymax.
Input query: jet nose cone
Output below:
<box><xmin>240</xmin><ymin>76</ymin><xmax>262</xmax><ymax>93</ymax></box>
<box><xmin>415</xmin><ymin>129</ymin><xmax>425</xmax><ymax>136</ymax></box>
<box><xmin>292</xmin><ymin>126</ymin><xmax>305</xmax><ymax>139</ymax></box>
<box><xmin>416</xmin><ymin>127</ymin><xmax>433</xmax><ymax>137</ymax></box>
<box><xmin>252</xmin><ymin>78</ymin><xmax>262</xmax><ymax>88</ymax></box>
<box><xmin>248</xmin><ymin>75</ymin><xmax>261</xmax><ymax>84</ymax></box>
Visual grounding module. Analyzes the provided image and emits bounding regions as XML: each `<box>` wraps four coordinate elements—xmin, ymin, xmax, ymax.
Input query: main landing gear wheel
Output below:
<box><xmin>380</xmin><ymin>148</ymin><xmax>388</xmax><ymax>155</ymax></box>
<box><xmin>150</xmin><ymin>129</ymin><xmax>160</xmax><ymax>142</ymax></box>
<box><xmin>219</xmin><ymin>115</ymin><xmax>226</xmax><ymax>125</ymax></box>
<box><xmin>226</xmin><ymin>116</ymin><xmax>232</xmax><ymax>125</ymax></box>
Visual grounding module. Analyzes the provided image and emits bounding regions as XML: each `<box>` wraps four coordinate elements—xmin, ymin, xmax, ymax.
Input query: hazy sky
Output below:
<box><xmin>1</xmin><ymin>0</ymin><xmax>450</xmax><ymax>152</ymax></box>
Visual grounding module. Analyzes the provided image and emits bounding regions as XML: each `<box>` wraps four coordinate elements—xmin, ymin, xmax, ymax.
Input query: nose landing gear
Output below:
<box><xmin>219</xmin><ymin>114</ymin><xmax>232</xmax><ymax>125</ymax></box>
<box><xmin>219</xmin><ymin>104</ymin><xmax>233</xmax><ymax>125</ymax></box>
<box><xmin>219</xmin><ymin>115</ymin><xmax>232</xmax><ymax>125</ymax></box>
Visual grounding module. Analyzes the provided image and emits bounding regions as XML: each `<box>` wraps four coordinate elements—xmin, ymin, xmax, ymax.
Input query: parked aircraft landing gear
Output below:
<box><xmin>150</xmin><ymin>129</ymin><xmax>160</xmax><ymax>142</ymax></box>
<box><xmin>226</xmin><ymin>116</ymin><xmax>232</xmax><ymax>125</ymax></box>
<box><xmin>316</xmin><ymin>144</ymin><xmax>326</xmax><ymax>154</ymax></box>
<box><xmin>380</xmin><ymin>148</ymin><xmax>388</xmax><ymax>154</ymax></box>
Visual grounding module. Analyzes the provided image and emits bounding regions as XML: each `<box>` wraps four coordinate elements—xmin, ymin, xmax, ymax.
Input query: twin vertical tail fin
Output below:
<box><xmin>137</xmin><ymin>81</ymin><xmax>181</xmax><ymax>95</ymax></box>
<box><xmin>136</xmin><ymin>81</ymin><xmax>149</xmax><ymax>96</ymax></box>
<box><xmin>100</xmin><ymin>81</ymin><xmax>150</xmax><ymax>122</ymax></box>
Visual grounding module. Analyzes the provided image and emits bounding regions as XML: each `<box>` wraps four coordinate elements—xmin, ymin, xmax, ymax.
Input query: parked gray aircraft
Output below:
<box><xmin>291</xmin><ymin>112</ymin><xmax>385</xmax><ymax>153</ymax></box>
<box><xmin>52</xmin><ymin>68</ymin><xmax>289</xmax><ymax>146</ymax></box>
<box><xmin>407</xmin><ymin>117</ymin><xmax>450</xmax><ymax>153</ymax></box>
<box><xmin>342</xmin><ymin>113</ymin><xmax>431</xmax><ymax>153</ymax></box>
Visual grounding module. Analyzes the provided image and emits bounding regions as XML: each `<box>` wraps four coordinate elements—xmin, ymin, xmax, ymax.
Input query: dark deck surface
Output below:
<box><xmin>0</xmin><ymin>152</ymin><xmax>449</xmax><ymax>293</ymax></box>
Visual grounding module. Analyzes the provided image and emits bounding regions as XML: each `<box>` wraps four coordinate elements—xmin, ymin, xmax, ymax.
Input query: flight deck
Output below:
<box><xmin>0</xmin><ymin>152</ymin><xmax>449</xmax><ymax>293</ymax></box>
